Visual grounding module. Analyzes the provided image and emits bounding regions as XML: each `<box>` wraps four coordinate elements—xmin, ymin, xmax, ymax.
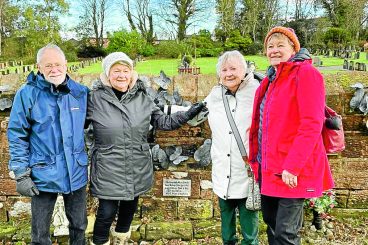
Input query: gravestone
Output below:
<box><xmin>355</xmin><ymin>52</ymin><xmax>360</xmax><ymax>60</ymax></box>
<box><xmin>343</xmin><ymin>59</ymin><xmax>349</xmax><ymax>69</ymax></box>
<box><xmin>18</xmin><ymin>61</ymin><xmax>23</xmax><ymax>66</ymax></box>
<box><xmin>333</xmin><ymin>50</ymin><xmax>338</xmax><ymax>57</ymax></box>
<box><xmin>14</xmin><ymin>68</ymin><xmax>19</xmax><ymax>74</ymax></box>
<box><xmin>355</xmin><ymin>62</ymin><xmax>360</xmax><ymax>70</ymax></box>
<box><xmin>349</xmin><ymin>61</ymin><xmax>355</xmax><ymax>70</ymax></box>
<box><xmin>0</xmin><ymin>63</ymin><xmax>4</xmax><ymax>69</ymax></box>
<box><xmin>22</xmin><ymin>66</ymin><xmax>27</xmax><ymax>73</ymax></box>
<box><xmin>313</xmin><ymin>57</ymin><xmax>322</xmax><ymax>67</ymax></box>
<box><xmin>359</xmin><ymin>63</ymin><xmax>367</xmax><ymax>71</ymax></box>
<box><xmin>324</xmin><ymin>49</ymin><xmax>330</xmax><ymax>57</ymax></box>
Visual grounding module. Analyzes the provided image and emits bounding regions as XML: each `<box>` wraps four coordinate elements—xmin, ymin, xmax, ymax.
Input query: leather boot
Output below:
<box><xmin>312</xmin><ymin>210</ymin><xmax>323</xmax><ymax>230</ymax></box>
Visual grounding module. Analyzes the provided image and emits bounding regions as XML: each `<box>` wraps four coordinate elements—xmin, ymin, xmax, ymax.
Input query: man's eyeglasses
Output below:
<box><xmin>43</xmin><ymin>63</ymin><xmax>64</xmax><ymax>70</ymax></box>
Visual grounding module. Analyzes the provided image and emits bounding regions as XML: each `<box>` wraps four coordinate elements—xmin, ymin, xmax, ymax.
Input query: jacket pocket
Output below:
<box><xmin>29</xmin><ymin>154</ymin><xmax>54</xmax><ymax>169</ymax></box>
<box><xmin>75</xmin><ymin>151</ymin><xmax>88</xmax><ymax>166</ymax></box>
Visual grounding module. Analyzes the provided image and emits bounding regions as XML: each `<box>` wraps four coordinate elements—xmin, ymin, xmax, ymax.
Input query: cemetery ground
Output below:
<box><xmin>1</xmin><ymin>54</ymin><xmax>366</xmax><ymax>77</ymax></box>
<box><xmin>74</xmin><ymin>54</ymin><xmax>368</xmax><ymax>76</ymax></box>
<box><xmin>0</xmin><ymin>208</ymin><xmax>366</xmax><ymax>244</ymax></box>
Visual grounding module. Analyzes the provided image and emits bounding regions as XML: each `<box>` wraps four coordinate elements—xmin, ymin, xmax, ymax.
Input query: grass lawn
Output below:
<box><xmin>76</xmin><ymin>52</ymin><xmax>367</xmax><ymax>76</ymax></box>
<box><xmin>3</xmin><ymin>53</ymin><xmax>365</xmax><ymax>76</ymax></box>
<box><xmin>76</xmin><ymin>55</ymin><xmax>272</xmax><ymax>76</ymax></box>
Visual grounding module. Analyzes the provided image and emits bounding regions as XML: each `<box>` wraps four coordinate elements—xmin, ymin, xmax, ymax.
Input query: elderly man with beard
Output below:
<box><xmin>7</xmin><ymin>44</ymin><xmax>89</xmax><ymax>245</ymax></box>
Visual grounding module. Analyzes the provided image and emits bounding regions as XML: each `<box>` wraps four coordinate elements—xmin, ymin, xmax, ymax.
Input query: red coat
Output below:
<box><xmin>248</xmin><ymin>60</ymin><xmax>334</xmax><ymax>198</ymax></box>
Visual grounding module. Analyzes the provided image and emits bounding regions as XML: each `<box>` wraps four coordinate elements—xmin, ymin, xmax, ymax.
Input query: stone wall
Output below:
<box><xmin>0</xmin><ymin>72</ymin><xmax>367</xmax><ymax>243</ymax></box>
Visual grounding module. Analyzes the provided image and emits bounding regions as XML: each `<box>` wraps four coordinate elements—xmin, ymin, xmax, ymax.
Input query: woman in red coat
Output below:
<box><xmin>248</xmin><ymin>27</ymin><xmax>334</xmax><ymax>245</ymax></box>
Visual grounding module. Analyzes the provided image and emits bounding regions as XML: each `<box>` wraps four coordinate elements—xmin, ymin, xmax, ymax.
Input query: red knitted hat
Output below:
<box><xmin>264</xmin><ymin>26</ymin><xmax>300</xmax><ymax>52</ymax></box>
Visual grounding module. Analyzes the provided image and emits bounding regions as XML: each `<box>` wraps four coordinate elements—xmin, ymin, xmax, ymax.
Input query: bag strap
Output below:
<box><xmin>221</xmin><ymin>86</ymin><xmax>249</xmax><ymax>163</ymax></box>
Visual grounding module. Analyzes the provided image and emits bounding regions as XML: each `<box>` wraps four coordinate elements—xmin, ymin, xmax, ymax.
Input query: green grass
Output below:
<box><xmin>76</xmin><ymin>54</ymin><xmax>365</xmax><ymax>76</ymax></box>
<box><xmin>76</xmin><ymin>56</ymin><xmax>271</xmax><ymax>76</ymax></box>
<box><xmin>2</xmin><ymin>53</ymin><xmax>366</xmax><ymax>76</ymax></box>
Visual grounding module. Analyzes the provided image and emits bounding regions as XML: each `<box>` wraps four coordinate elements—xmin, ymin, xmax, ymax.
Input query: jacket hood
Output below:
<box><xmin>26</xmin><ymin>71</ymin><xmax>86</xmax><ymax>98</ymax></box>
<box><xmin>289</xmin><ymin>48</ymin><xmax>312</xmax><ymax>62</ymax></box>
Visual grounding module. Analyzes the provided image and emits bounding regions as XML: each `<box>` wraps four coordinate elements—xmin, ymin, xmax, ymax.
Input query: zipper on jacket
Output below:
<box><xmin>262</xmin><ymin>64</ymin><xmax>284</xmax><ymax>171</ymax></box>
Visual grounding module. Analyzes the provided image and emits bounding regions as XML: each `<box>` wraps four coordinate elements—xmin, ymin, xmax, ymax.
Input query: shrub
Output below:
<box><xmin>224</xmin><ymin>30</ymin><xmax>252</xmax><ymax>53</ymax></box>
<box><xmin>155</xmin><ymin>41</ymin><xmax>192</xmax><ymax>58</ymax></box>
<box><xmin>77</xmin><ymin>45</ymin><xmax>106</xmax><ymax>58</ymax></box>
<box><xmin>140</xmin><ymin>44</ymin><xmax>156</xmax><ymax>57</ymax></box>
<box><xmin>106</xmin><ymin>30</ymin><xmax>148</xmax><ymax>58</ymax></box>
<box><xmin>245</xmin><ymin>41</ymin><xmax>263</xmax><ymax>55</ymax></box>
<box><xmin>304</xmin><ymin>190</ymin><xmax>337</xmax><ymax>217</ymax></box>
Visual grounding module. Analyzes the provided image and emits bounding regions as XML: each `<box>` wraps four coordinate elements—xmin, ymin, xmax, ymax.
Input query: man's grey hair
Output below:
<box><xmin>36</xmin><ymin>44</ymin><xmax>66</xmax><ymax>64</ymax></box>
<box><xmin>216</xmin><ymin>50</ymin><xmax>248</xmax><ymax>77</ymax></box>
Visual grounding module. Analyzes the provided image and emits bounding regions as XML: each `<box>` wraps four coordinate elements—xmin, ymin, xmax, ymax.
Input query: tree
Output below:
<box><xmin>0</xmin><ymin>0</ymin><xmax>20</xmax><ymax>57</ymax></box>
<box><xmin>317</xmin><ymin>0</ymin><xmax>368</xmax><ymax>40</ymax></box>
<box><xmin>323</xmin><ymin>27</ymin><xmax>351</xmax><ymax>48</ymax></box>
<box><xmin>239</xmin><ymin>0</ymin><xmax>265</xmax><ymax>42</ymax></box>
<box><xmin>77</xmin><ymin>0</ymin><xmax>113</xmax><ymax>48</ymax></box>
<box><xmin>215</xmin><ymin>0</ymin><xmax>236</xmax><ymax>39</ymax></box>
<box><xmin>234</xmin><ymin>0</ymin><xmax>281</xmax><ymax>43</ymax></box>
<box><xmin>317</xmin><ymin>0</ymin><xmax>349</xmax><ymax>27</ymax></box>
<box><xmin>157</xmin><ymin>0</ymin><xmax>212</xmax><ymax>41</ymax></box>
<box><xmin>14</xmin><ymin>0</ymin><xmax>68</xmax><ymax>58</ymax></box>
<box><xmin>120</xmin><ymin>0</ymin><xmax>154</xmax><ymax>43</ymax></box>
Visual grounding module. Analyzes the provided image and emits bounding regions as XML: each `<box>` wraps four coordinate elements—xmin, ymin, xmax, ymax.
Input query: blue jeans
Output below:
<box><xmin>31</xmin><ymin>186</ymin><xmax>87</xmax><ymax>245</ymax></box>
<box><xmin>261</xmin><ymin>195</ymin><xmax>304</xmax><ymax>245</ymax></box>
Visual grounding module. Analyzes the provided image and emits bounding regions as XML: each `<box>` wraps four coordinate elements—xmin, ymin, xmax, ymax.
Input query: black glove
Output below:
<box><xmin>15</xmin><ymin>169</ymin><xmax>39</xmax><ymax>197</ymax></box>
<box><xmin>185</xmin><ymin>102</ymin><xmax>206</xmax><ymax>120</ymax></box>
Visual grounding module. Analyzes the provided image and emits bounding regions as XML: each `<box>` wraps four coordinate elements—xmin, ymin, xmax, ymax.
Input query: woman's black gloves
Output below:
<box><xmin>185</xmin><ymin>102</ymin><xmax>206</xmax><ymax>120</ymax></box>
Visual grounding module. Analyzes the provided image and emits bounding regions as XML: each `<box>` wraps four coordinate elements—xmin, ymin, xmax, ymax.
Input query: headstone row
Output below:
<box><xmin>343</xmin><ymin>59</ymin><xmax>367</xmax><ymax>71</ymax></box>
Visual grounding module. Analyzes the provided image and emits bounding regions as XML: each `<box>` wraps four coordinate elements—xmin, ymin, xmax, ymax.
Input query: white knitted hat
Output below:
<box><xmin>102</xmin><ymin>52</ymin><xmax>133</xmax><ymax>76</ymax></box>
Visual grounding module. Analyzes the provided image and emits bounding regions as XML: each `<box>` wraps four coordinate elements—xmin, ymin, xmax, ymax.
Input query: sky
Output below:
<box><xmin>59</xmin><ymin>0</ymin><xmax>218</xmax><ymax>40</ymax></box>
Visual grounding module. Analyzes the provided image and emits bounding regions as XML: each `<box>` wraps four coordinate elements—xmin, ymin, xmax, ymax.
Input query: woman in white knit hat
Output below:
<box><xmin>86</xmin><ymin>52</ymin><xmax>204</xmax><ymax>245</ymax></box>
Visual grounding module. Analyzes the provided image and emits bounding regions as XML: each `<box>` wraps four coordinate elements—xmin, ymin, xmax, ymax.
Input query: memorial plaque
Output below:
<box><xmin>163</xmin><ymin>179</ymin><xmax>191</xmax><ymax>197</ymax></box>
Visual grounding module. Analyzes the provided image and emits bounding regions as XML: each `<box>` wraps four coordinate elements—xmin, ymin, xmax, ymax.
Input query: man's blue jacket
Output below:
<box><xmin>7</xmin><ymin>71</ymin><xmax>89</xmax><ymax>193</ymax></box>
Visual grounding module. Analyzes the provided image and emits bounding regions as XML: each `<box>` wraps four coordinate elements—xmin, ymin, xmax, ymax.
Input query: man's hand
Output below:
<box><xmin>15</xmin><ymin>169</ymin><xmax>39</xmax><ymax>197</ymax></box>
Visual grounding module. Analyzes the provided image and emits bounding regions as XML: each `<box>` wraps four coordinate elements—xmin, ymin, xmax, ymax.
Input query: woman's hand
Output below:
<box><xmin>282</xmin><ymin>170</ymin><xmax>298</xmax><ymax>188</ymax></box>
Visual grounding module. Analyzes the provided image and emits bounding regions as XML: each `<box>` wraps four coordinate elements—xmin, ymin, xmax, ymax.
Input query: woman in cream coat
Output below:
<box><xmin>205</xmin><ymin>50</ymin><xmax>259</xmax><ymax>245</ymax></box>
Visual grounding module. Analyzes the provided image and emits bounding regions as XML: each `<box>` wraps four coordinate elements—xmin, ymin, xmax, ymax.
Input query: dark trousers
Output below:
<box><xmin>31</xmin><ymin>186</ymin><xmax>87</xmax><ymax>245</ymax></box>
<box><xmin>218</xmin><ymin>197</ymin><xmax>259</xmax><ymax>245</ymax></box>
<box><xmin>93</xmin><ymin>197</ymin><xmax>139</xmax><ymax>244</ymax></box>
<box><xmin>261</xmin><ymin>195</ymin><xmax>304</xmax><ymax>245</ymax></box>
